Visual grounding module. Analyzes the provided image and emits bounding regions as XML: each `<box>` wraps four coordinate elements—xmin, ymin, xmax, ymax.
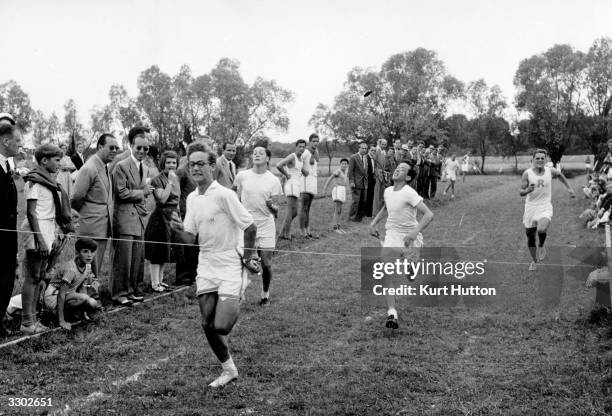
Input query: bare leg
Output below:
<box><xmin>280</xmin><ymin>196</ymin><xmax>299</xmax><ymax>239</ymax></box>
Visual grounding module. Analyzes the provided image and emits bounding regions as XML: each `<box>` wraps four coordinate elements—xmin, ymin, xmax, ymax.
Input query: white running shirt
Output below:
<box><xmin>525</xmin><ymin>167</ymin><xmax>553</xmax><ymax>207</ymax></box>
<box><xmin>384</xmin><ymin>184</ymin><xmax>423</xmax><ymax>234</ymax></box>
<box><xmin>234</xmin><ymin>169</ymin><xmax>283</xmax><ymax>222</ymax></box>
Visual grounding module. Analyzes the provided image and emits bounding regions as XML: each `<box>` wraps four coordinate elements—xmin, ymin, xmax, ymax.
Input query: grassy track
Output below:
<box><xmin>1</xmin><ymin>175</ymin><xmax>611</xmax><ymax>415</ymax></box>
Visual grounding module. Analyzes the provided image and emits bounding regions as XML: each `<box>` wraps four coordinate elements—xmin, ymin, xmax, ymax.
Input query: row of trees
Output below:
<box><xmin>1</xmin><ymin>58</ymin><xmax>294</xmax><ymax>154</ymax></box>
<box><xmin>310</xmin><ymin>37</ymin><xmax>612</xmax><ymax>172</ymax></box>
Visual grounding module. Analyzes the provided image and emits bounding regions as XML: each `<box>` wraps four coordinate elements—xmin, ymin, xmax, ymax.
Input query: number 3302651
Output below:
<box><xmin>8</xmin><ymin>397</ymin><xmax>52</xmax><ymax>407</ymax></box>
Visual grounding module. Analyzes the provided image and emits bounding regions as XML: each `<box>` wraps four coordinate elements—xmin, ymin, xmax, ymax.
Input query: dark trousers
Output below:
<box><xmin>428</xmin><ymin>176</ymin><xmax>438</xmax><ymax>198</ymax></box>
<box><xmin>0</xmin><ymin>253</ymin><xmax>17</xmax><ymax>332</ymax></box>
<box><xmin>365</xmin><ymin>180</ymin><xmax>376</xmax><ymax>217</ymax></box>
<box><xmin>111</xmin><ymin>235</ymin><xmax>145</xmax><ymax>299</ymax></box>
<box><xmin>349</xmin><ymin>187</ymin><xmax>368</xmax><ymax>221</ymax></box>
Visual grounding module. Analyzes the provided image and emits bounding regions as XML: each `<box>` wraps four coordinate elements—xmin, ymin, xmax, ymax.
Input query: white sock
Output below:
<box><xmin>221</xmin><ymin>357</ymin><xmax>237</xmax><ymax>373</ymax></box>
<box><xmin>387</xmin><ymin>308</ymin><xmax>398</xmax><ymax>319</ymax></box>
<box><xmin>261</xmin><ymin>290</ymin><xmax>269</xmax><ymax>299</ymax></box>
<box><xmin>150</xmin><ymin>264</ymin><xmax>160</xmax><ymax>288</ymax></box>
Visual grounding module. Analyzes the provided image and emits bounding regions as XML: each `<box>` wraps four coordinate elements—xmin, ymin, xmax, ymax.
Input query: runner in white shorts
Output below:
<box><xmin>276</xmin><ymin>140</ymin><xmax>308</xmax><ymax>240</ymax></box>
<box><xmin>461</xmin><ymin>153</ymin><xmax>470</xmax><ymax>183</ymax></box>
<box><xmin>171</xmin><ymin>142</ymin><xmax>261</xmax><ymax>388</ymax></box>
<box><xmin>520</xmin><ymin>149</ymin><xmax>575</xmax><ymax>271</ymax></box>
<box><xmin>235</xmin><ymin>144</ymin><xmax>282</xmax><ymax>306</ymax></box>
<box><xmin>369</xmin><ymin>162</ymin><xmax>434</xmax><ymax>329</ymax></box>
<box><xmin>323</xmin><ymin>158</ymin><xmax>350</xmax><ymax>233</ymax></box>
<box><xmin>300</xmin><ymin>134</ymin><xmax>320</xmax><ymax>238</ymax></box>
<box><xmin>443</xmin><ymin>153</ymin><xmax>459</xmax><ymax>199</ymax></box>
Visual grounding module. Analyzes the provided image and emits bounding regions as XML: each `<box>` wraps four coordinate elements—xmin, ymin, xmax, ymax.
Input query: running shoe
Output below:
<box><xmin>529</xmin><ymin>261</ymin><xmax>537</xmax><ymax>271</ymax></box>
<box><xmin>385</xmin><ymin>314</ymin><xmax>399</xmax><ymax>329</ymax></box>
<box><xmin>259</xmin><ymin>297</ymin><xmax>270</xmax><ymax>306</ymax></box>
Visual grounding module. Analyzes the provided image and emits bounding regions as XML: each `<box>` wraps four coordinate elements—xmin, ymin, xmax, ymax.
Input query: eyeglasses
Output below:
<box><xmin>108</xmin><ymin>146</ymin><xmax>120</xmax><ymax>151</ymax></box>
<box><xmin>189</xmin><ymin>161</ymin><xmax>209</xmax><ymax>168</ymax></box>
<box><xmin>135</xmin><ymin>146</ymin><xmax>149</xmax><ymax>152</ymax></box>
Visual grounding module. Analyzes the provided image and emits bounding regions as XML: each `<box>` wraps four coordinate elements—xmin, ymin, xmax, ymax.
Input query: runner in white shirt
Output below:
<box><xmin>461</xmin><ymin>153</ymin><xmax>470</xmax><ymax>183</ymax></box>
<box><xmin>520</xmin><ymin>149</ymin><xmax>575</xmax><ymax>271</ymax></box>
<box><xmin>234</xmin><ymin>145</ymin><xmax>283</xmax><ymax>306</ymax></box>
<box><xmin>300</xmin><ymin>134</ymin><xmax>320</xmax><ymax>238</ymax></box>
<box><xmin>443</xmin><ymin>154</ymin><xmax>459</xmax><ymax>199</ymax></box>
<box><xmin>276</xmin><ymin>140</ymin><xmax>308</xmax><ymax>241</ymax></box>
<box><xmin>369</xmin><ymin>162</ymin><xmax>434</xmax><ymax>330</ymax></box>
<box><xmin>171</xmin><ymin>142</ymin><xmax>260</xmax><ymax>388</ymax></box>
<box><xmin>323</xmin><ymin>158</ymin><xmax>350</xmax><ymax>234</ymax></box>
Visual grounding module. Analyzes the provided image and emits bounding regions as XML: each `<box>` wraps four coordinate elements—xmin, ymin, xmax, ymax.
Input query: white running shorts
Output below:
<box><xmin>332</xmin><ymin>185</ymin><xmax>346</xmax><ymax>203</ymax></box>
<box><xmin>303</xmin><ymin>175</ymin><xmax>317</xmax><ymax>195</ymax></box>
<box><xmin>523</xmin><ymin>203</ymin><xmax>553</xmax><ymax>228</ymax></box>
<box><xmin>284</xmin><ymin>178</ymin><xmax>302</xmax><ymax>198</ymax></box>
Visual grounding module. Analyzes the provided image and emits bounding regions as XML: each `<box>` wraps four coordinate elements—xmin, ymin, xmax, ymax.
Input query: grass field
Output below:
<box><xmin>2</xmin><ymin>172</ymin><xmax>612</xmax><ymax>415</ymax></box>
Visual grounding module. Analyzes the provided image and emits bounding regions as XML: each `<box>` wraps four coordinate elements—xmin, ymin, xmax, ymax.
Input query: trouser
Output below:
<box><xmin>349</xmin><ymin>187</ymin><xmax>367</xmax><ymax>221</ymax></box>
<box><xmin>111</xmin><ymin>234</ymin><xmax>145</xmax><ymax>300</ymax></box>
<box><xmin>366</xmin><ymin>181</ymin><xmax>376</xmax><ymax>217</ymax></box>
<box><xmin>373</xmin><ymin>178</ymin><xmax>385</xmax><ymax>217</ymax></box>
<box><xmin>92</xmin><ymin>237</ymin><xmax>111</xmax><ymax>279</ymax></box>
<box><xmin>0</xmin><ymin>251</ymin><xmax>17</xmax><ymax>328</ymax></box>
<box><xmin>428</xmin><ymin>176</ymin><xmax>438</xmax><ymax>198</ymax></box>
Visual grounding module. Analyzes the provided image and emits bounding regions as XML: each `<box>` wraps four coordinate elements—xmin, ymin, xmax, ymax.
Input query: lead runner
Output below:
<box><xmin>520</xmin><ymin>149</ymin><xmax>575</xmax><ymax>271</ymax></box>
<box><xmin>369</xmin><ymin>162</ymin><xmax>434</xmax><ymax>329</ymax></box>
<box><xmin>170</xmin><ymin>142</ymin><xmax>261</xmax><ymax>387</ymax></box>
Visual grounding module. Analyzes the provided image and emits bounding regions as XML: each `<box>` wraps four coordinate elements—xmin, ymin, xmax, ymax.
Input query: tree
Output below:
<box><xmin>245</xmin><ymin>77</ymin><xmax>293</xmax><ymax>144</ymax></box>
<box><xmin>514</xmin><ymin>44</ymin><xmax>586</xmax><ymax>164</ymax></box>
<box><xmin>137</xmin><ymin>66</ymin><xmax>173</xmax><ymax>150</ymax></box>
<box><xmin>465</xmin><ymin>79</ymin><xmax>507</xmax><ymax>172</ymax></box>
<box><xmin>310</xmin><ymin>48</ymin><xmax>464</xmax><ymax>149</ymax></box>
<box><xmin>46</xmin><ymin>112</ymin><xmax>62</xmax><ymax>145</ymax></box>
<box><xmin>30</xmin><ymin>110</ymin><xmax>49</xmax><ymax>147</ymax></box>
<box><xmin>500</xmin><ymin>118</ymin><xmax>529</xmax><ymax>173</ymax></box>
<box><xmin>441</xmin><ymin>114</ymin><xmax>470</xmax><ymax>149</ymax></box>
<box><xmin>0</xmin><ymin>80</ymin><xmax>34</xmax><ymax>132</ymax></box>
<box><xmin>310</xmin><ymin>103</ymin><xmax>344</xmax><ymax>174</ymax></box>
<box><xmin>584</xmin><ymin>37</ymin><xmax>612</xmax><ymax>156</ymax></box>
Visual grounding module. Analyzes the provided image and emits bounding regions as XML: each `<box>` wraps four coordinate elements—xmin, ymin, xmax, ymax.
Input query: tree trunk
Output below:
<box><xmin>480</xmin><ymin>154</ymin><xmax>486</xmax><ymax>174</ymax></box>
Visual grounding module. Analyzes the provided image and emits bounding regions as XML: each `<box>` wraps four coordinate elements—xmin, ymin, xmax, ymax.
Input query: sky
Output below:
<box><xmin>1</xmin><ymin>0</ymin><xmax>611</xmax><ymax>142</ymax></box>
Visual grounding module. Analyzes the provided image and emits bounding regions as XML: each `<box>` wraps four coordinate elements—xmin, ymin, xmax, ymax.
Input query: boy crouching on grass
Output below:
<box><xmin>44</xmin><ymin>238</ymin><xmax>103</xmax><ymax>330</ymax></box>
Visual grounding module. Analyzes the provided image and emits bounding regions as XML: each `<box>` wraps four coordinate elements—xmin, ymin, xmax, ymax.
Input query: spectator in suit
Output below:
<box><xmin>428</xmin><ymin>147</ymin><xmax>442</xmax><ymax>198</ymax></box>
<box><xmin>214</xmin><ymin>143</ymin><xmax>237</xmax><ymax>189</ymax></box>
<box><xmin>348</xmin><ymin>141</ymin><xmax>369</xmax><ymax>222</ymax></box>
<box><xmin>372</xmin><ymin>139</ymin><xmax>388</xmax><ymax>215</ymax></box>
<box><xmin>71</xmin><ymin>133</ymin><xmax>119</xmax><ymax>280</ymax></box>
<box><xmin>71</xmin><ymin>142</ymin><xmax>86</xmax><ymax>170</ymax></box>
<box><xmin>110</xmin><ymin>126</ymin><xmax>154</xmax><ymax>306</ymax></box>
<box><xmin>0</xmin><ymin>123</ymin><xmax>21</xmax><ymax>338</ymax></box>
<box><xmin>365</xmin><ymin>145</ymin><xmax>377</xmax><ymax>217</ymax></box>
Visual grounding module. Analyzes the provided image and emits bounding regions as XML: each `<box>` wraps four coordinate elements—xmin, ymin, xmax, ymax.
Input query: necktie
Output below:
<box><xmin>139</xmin><ymin>163</ymin><xmax>143</xmax><ymax>181</ymax></box>
<box><xmin>362</xmin><ymin>155</ymin><xmax>366</xmax><ymax>170</ymax></box>
<box><xmin>5</xmin><ymin>161</ymin><xmax>10</xmax><ymax>175</ymax></box>
<box><xmin>229</xmin><ymin>161</ymin><xmax>235</xmax><ymax>178</ymax></box>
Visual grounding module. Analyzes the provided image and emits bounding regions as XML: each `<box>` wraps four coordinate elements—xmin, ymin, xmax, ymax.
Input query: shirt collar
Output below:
<box><xmin>130</xmin><ymin>152</ymin><xmax>141</xmax><ymax>168</ymax></box>
<box><xmin>0</xmin><ymin>153</ymin><xmax>7</xmax><ymax>172</ymax></box>
<box><xmin>197</xmin><ymin>180</ymin><xmax>220</xmax><ymax>196</ymax></box>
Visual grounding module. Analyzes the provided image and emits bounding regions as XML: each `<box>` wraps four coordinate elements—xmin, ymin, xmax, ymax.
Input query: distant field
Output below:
<box><xmin>270</xmin><ymin>154</ymin><xmax>592</xmax><ymax>177</ymax></box>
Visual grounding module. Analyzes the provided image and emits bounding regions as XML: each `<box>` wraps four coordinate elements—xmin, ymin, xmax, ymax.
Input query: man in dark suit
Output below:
<box><xmin>71</xmin><ymin>142</ymin><xmax>85</xmax><ymax>170</ymax></box>
<box><xmin>0</xmin><ymin>123</ymin><xmax>21</xmax><ymax>337</ymax></box>
<box><xmin>214</xmin><ymin>142</ymin><xmax>237</xmax><ymax>189</ymax></box>
<box><xmin>111</xmin><ymin>126</ymin><xmax>154</xmax><ymax>306</ymax></box>
<box><xmin>348</xmin><ymin>141</ymin><xmax>369</xmax><ymax>222</ymax></box>
<box><xmin>365</xmin><ymin>144</ymin><xmax>377</xmax><ymax>217</ymax></box>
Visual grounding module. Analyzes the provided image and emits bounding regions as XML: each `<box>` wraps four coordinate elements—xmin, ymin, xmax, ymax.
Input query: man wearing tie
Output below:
<box><xmin>71</xmin><ymin>142</ymin><xmax>86</xmax><ymax>170</ymax></box>
<box><xmin>111</xmin><ymin>127</ymin><xmax>154</xmax><ymax>306</ymax></box>
<box><xmin>348</xmin><ymin>141</ymin><xmax>369</xmax><ymax>222</ymax></box>
<box><xmin>365</xmin><ymin>144</ymin><xmax>377</xmax><ymax>217</ymax></box>
<box><xmin>214</xmin><ymin>142</ymin><xmax>237</xmax><ymax>189</ymax></box>
<box><xmin>0</xmin><ymin>123</ymin><xmax>21</xmax><ymax>338</ymax></box>
<box><xmin>71</xmin><ymin>133</ymin><xmax>119</xmax><ymax>280</ymax></box>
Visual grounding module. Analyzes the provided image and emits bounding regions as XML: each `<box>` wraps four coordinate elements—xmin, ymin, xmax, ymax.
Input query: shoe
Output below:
<box><xmin>443</xmin><ymin>191</ymin><xmax>446</xmax><ymax>196</ymax></box>
<box><xmin>114</xmin><ymin>297</ymin><xmax>133</xmax><ymax>307</ymax></box>
<box><xmin>529</xmin><ymin>261</ymin><xmax>537</xmax><ymax>271</ymax></box>
<box><xmin>208</xmin><ymin>369</ymin><xmax>238</xmax><ymax>388</ymax></box>
<box><xmin>160</xmin><ymin>282</ymin><xmax>169</xmax><ymax>289</ymax></box>
<box><xmin>152</xmin><ymin>286</ymin><xmax>165</xmax><ymax>293</ymax></box>
<box><xmin>334</xmin><ymin>228</ymin><xmax>343</xmax><ymax>234</ymax></box>
<box><xmin>20</xmin><ymin>322</ymin><xmax>49</xmax><ymax>335</ymax></box>
<box><xmin>385</xmin><ymin>314</ymin><xmax>399</xmax><ymax>330</ymax></box>
<box><xmin>278</xmin><ymin>235</ymin><xmax>292</xmax><ymax>241</ymax></box>
<box><xmin>338</xmin><ymin>228</ymin><xmax>347</xmax><ymax>234</ymax></box>
<box><xmin>538</xmin><ymin>246</ymin><xmax>547</xmax><ymax>262</ymax></box>
<box><xmin>450</xmin><ymin>195</ymin><xmax>455</xmax><ymax>199</ymax></box>
<box><xmin>128</xmin><ymin>295</ymin><xmax>144</xmax><ymax>303</ymax></box>
<box><xmin>259</xmin><ymin>297</ymin><xmax>270</xmax><ymax>306</ymax></box>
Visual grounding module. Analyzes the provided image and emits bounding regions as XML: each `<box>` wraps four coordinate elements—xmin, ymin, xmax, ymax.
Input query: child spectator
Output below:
<box><xmin>44</xmin><ymin>238</ymin><xmax>102</xmax><ymax>330</ymax></box>
<box><xmin>20</xmin><ymin>144</ymin><xmax>74</xmax><ymax>334</ymax></box>
<box><xmin>323</xmin><ymin>158</ymin><xmax>350</xmax><ymax>233</ymax></box>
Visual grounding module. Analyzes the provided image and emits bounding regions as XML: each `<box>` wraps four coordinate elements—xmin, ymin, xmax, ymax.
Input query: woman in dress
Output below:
<box><xmin>144</xmin><ymin>150</ymin><xmax>180</xmax><ymax>292</ymax></box>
